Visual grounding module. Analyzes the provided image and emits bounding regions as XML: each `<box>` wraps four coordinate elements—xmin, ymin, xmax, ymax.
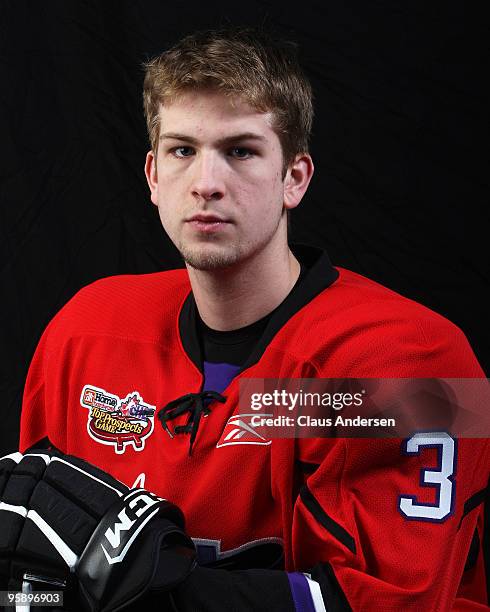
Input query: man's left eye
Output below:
<box><xmin>229</xmin><ymin>147</ymin><xmax>252</xmax><ymax>159</ymax></box>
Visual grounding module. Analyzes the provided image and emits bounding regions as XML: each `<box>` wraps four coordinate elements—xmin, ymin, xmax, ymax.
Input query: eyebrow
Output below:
<box><xmin>159</xmin><ymin>132</ymin><xmax>267</xmax><ymax>146</ymax></box>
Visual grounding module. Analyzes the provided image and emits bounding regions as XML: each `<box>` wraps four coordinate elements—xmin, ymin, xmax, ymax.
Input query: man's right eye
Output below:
<box><xmin>172</xmin><ymin>146</ymin><xmax>194</xmax><ymax>158</ymax></box>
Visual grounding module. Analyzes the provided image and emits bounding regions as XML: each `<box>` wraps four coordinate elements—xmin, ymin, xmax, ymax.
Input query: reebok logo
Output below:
<box><xmin>216</xmin><ymin>414</ymin><xmax>271</xmax><ymax>448</ymax></box>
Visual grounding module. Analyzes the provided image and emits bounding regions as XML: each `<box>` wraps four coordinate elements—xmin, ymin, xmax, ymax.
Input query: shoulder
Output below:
<box><xmin>324</xmin><ymin>266</ymin><xmax>460</xmax><ymax>329</ymax></box>
<box><xmin>44</xmin><ymin>269</ymin><xmax>191</xmax><ymax>344</ymax></box>
<box><xmin>290</xmin><ymin>267</ymin><xmax>483</xmax><ymax>377</ymax></box>
<box><xmin>69</xmin><ymin>268</ymin><xmax>190</xmax><ymax>305</ymax></box>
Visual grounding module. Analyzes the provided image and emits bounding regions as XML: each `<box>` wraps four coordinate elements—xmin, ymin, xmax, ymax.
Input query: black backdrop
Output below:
<box><xmin>1</xmin><ymin>1</ymin><xmax>488</xmax><ymax>455</ymax></box>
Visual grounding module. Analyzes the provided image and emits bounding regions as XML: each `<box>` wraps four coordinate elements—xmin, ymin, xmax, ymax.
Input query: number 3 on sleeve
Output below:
<box><xmin>399</xmin><ymin>432</ymin><xmax>456</xmax><ymax>522</ymax></box>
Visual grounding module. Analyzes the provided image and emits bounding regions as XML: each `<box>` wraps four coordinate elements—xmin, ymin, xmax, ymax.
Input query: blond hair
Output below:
<box><xmin>143</xmin><ymin>28</ymin><xmax>313</xmax><ymax>174</ymax></box>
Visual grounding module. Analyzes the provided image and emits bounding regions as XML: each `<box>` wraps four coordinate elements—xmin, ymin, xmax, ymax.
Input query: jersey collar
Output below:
<box><xmin>178</xmin><ymin>244</ymin><xmax>339</xmax><ymax>373</ymax></box>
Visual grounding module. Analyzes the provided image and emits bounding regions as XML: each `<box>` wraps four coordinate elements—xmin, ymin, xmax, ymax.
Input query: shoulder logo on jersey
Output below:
<box><xmin>216</xmin><ymin>413</ymin><xmax>271</xmax><ymax>448</ymax></box>
<box><xmin>80</xmin><ymin>385</ymin><xmax>155</xmax><ymax>454</ymax></box>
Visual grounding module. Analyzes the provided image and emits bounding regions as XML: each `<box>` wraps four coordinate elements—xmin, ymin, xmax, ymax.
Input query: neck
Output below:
<box><xmin>187</xmin><ymin>241</ymin><xmax>301</xmax><ymax>331</ymax></box>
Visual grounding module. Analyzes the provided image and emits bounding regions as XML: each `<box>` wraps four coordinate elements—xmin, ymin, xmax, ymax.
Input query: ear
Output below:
<box><xmin>144</xmin><ymin>150</ymin><xmax>158</xmax><ymax>206</ymax></box>
<box><xmin>283</xmin><ymin>153</ymin><xmax>314</xmax><ymax>211</ymax></box>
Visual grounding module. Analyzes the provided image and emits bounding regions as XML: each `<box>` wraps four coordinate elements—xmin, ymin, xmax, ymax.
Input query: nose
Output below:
<box><xmin>191</xmin><ymin>151</ymin><xmax>225</xmax><ymax>201</ymax></box>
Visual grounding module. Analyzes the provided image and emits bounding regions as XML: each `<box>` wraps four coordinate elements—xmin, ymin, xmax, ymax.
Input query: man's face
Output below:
<box><xmin>145</xmin><ymin>90</ymin><xmax>301</xmax><ymax>271</ymax></box>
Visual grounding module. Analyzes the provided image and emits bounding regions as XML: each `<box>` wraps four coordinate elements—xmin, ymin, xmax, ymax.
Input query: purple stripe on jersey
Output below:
<box><xmin>287</xmin><ymin>572</ymin><xmax>317</xmax><ymax>612</ymax></box>
<box><xmin>203</xmin><ymin>361</ymin><xmax>241</xmax><ymax>394</ymax></box>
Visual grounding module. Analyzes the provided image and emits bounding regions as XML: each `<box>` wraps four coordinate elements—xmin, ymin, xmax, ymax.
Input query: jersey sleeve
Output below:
<box><xmin>19</xmin><ymin>310</ymin><xmax>72</xmax><ymax>453</ymax></box>
<box><xmin>288</xmin><ymin>309</ymin><xmax>490</xmax><ymax>610</ymax></box>
<box><xmin>20</xmin><ymin>320</ymin><xmax>51</xmax><ymax>451</ymax></box>
<box><xmin>292</xmin><ymin>436</ymin><xmax>489</xmax><ymax>610</ymax></box>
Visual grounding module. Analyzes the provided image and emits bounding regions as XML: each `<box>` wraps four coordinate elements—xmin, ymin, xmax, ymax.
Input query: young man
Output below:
<box><xmin>4</xmin><ymin>29</ymin><xmax>489</xmax><ymax>610</ymax></box>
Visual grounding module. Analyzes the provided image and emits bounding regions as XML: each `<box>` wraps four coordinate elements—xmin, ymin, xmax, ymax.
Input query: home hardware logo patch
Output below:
<box><xmin>81</xmin><ymin>385</ymin><xmax>156</xmax><ymax>454</ymax></box>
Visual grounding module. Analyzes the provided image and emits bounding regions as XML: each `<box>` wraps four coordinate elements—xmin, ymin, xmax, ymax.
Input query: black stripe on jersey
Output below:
<box><xmin>310</xmin><ymin>562</ymin><xmax>353</xmax><ymax>611</ymax></box>
<box><xmin>299</xmin><ymin>484</ymin><xmax>357</xmax><ymax>555</ymax></box>
<box><xmin>458</xmin><ymin>485</ymin><xmax>488</xmax><ymax>529</ymax></box>
<box><xmin>296</xmin><ymin>460</ymin><xmax>321</xmax><ymax>475</ymax></box>
<box><xmin>461</xmin><ymin>478</ymin><xmax>489</xmax><ymax>603</ymax></box>
<box><xmin>464</xmin><ymin>528</ymin><xmax>480</xmax><ymax>572</ymax></box>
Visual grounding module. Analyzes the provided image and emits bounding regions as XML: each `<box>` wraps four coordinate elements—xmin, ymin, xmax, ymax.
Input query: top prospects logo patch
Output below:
<box><xmin>81</xmin><ymin>385</ymin><xmax>156</xmax><ymax>454</ymax></box>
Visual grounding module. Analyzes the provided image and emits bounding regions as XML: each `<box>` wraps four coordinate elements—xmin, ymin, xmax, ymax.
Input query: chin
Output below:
<box><xmin>180</xmin><ymin>245</ymin><xmax>243</xmax><ymax>271</ymax></box>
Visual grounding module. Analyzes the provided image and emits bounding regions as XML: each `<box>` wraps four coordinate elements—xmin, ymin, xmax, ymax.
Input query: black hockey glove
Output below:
<box><xmin>0</xmin><ymin>450</ymin><xmax>196</xmax><ymax>611</ymax></box>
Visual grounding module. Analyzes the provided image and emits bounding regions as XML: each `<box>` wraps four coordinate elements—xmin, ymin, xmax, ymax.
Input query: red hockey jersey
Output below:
<box><xmin>20</xmin><ymin>246</ymin><xmax>489</xmax><ymax>610</ymax></box>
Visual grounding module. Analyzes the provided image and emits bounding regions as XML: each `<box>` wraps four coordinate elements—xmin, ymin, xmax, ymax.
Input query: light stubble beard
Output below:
<box><xmin>177</xmin><ymin>218</ymin><xmax>283</xmax><ymax>272</ymax></box>
<box><xmin>179</xmin><ymin>242</ymin><xmax>245</xmax><ymax>271</ymax></box>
